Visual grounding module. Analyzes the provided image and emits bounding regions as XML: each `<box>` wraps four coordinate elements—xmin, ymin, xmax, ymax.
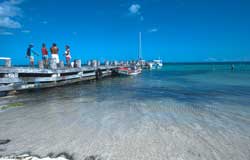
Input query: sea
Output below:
<box><xmin>0</xmin><ymin>63</ymin><xmax>250</xmax><ymax>160</ymax></box>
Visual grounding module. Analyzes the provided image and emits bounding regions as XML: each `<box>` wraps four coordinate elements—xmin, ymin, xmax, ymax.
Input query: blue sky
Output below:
<box><xmin>0</xmin><ymin>0</ymin><xmax>250</xmax><ymax>64</ymax></box>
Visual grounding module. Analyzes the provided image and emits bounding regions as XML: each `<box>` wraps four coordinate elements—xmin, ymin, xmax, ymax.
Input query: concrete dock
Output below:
<box><xmin>0</xmin><ymin>58</ymin><xmax>120</xmax><ymax>95</ymax></box>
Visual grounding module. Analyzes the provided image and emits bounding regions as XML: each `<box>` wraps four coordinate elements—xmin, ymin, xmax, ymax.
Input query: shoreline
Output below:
<box><xmin>0</xmin><ymin>153</ymin><xmax>73</xmax><ymax>160</ymax></box>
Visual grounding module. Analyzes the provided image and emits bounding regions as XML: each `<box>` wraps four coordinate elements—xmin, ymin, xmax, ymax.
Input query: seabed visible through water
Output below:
<box><xmin>1</xmin><ymin>64</ymin><xmax>250</xmax><ymax>160</ymax></box>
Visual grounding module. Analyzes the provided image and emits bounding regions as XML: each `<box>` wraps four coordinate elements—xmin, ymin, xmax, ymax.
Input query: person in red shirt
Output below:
<box><xmin>41</xmin><ymin>43</ymin><xmax>49</xmax><ymax>68</ymax></box>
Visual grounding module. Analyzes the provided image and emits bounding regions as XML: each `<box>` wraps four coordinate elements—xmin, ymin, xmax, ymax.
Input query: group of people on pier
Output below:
<box><xmin>26</xmin><ymin>43</ymin><xmax>72</xmax><ymax>67</ymax></box>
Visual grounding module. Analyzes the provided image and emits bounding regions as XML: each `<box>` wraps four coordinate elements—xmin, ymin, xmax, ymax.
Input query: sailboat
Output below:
<box><xmin>117</xmin><ymin>32</ymin><xmax>142</xmax><ymax>76</ymax></box>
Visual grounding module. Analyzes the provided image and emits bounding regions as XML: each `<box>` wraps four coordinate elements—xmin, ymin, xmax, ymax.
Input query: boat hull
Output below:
<box><xmin>118</xmin><ymin>67</ymin><xmax>142</xmax><ymax>76</ymax></box>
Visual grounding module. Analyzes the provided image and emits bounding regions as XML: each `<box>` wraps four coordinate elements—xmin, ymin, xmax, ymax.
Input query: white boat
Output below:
<box><xmin>146</xmin><ymin>59</ymin><xmax>163</xmax><ymax>69</ymax></box>
<box><xmin>118</xmin><ymin>66</ymin><xmax>142</xmax><ymax>76</ymax></box>
<box><xmin>146</xmin><ymin>62</ymin><xmax>154</xmax><ymax>69</ymax></box>
<box><xmin>153</xmin><ymin>59</ymin><xmax>163</xmax><ymax>68</ymax></box>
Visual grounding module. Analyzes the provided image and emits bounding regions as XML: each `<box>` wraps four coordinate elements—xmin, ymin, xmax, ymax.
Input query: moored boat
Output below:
<box><xmin>153</xmin><ymin>59</ymin><xmax>163</xmax><ymax>68</ymax></box>
<box><xmin>146</xmin><ymin>59</ymin><xmax>163</xmax><ymax>69</ymax></box>
<box><xmin>118</xmin><ymin>66</ymin><xmax>142</xmax><ymax>76</ymax></box>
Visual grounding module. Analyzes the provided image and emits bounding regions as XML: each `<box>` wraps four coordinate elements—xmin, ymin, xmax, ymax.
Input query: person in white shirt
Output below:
<box><xmin>64</xmin><ymin>45</ymin><xmax>71</xmax><ymax>67</ymax></box>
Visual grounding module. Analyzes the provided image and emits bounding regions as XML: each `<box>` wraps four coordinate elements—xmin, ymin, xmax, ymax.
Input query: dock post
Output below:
<box><xmin>96</xmin><ymin>68</ymin><xmax>102</xmax><ymax>80</ymax></box>
<box><xmin>87</xmin><ymin>60</ymin><xmax>91</xmax><ymax>66</ymax></box>
<box><xmin>120</xmin><ymin>61</ymin><xmax>124</xmax><ymax>66</ymax></box>
<box><xmin>38</xmin><ymin>60</ymin><xmax>44</xmax><ymax>69</ymax></box>
<box><xmin>105</xmin><ymin>60</ymin><xmax>109</xmax><ymax>66</ymax></box>
<box><xmin>91</xmin><ymin>60</ymin><xmax>97</xmax><ymax>68</ymax></box>
<box><xmin>75</xmin><ymin>59</ymin><xmax>81</xmax><ymax>68</ymax></box>
<box><xmin>97</xmin><ymin>60</ymin><xmax>101</xmax><ymax>66</ymax></box>
<box><xmin>59</xmin><ymin>61</ymin><xmax>64</xmax><ymax>68</ymax></box>
<box><xmin>50</xmin><ymin>58</ymin><xmax>57</xmax><ymax>69</ymax></box>
<box><xmin>5</xmin><ymin>58</ymin><xmax>11</xmax><ymax>67</ymax></box>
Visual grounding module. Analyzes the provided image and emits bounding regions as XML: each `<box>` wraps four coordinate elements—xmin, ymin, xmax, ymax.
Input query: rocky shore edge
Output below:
<box><xmin>0</xmin><ymin>154</ymin><xmax>69</xmax><ymax>160</ymax></box>
<box><xmin>0</xmin><ymin>153</ymin><xmax>104</xmax><ymax>160</ymax></box>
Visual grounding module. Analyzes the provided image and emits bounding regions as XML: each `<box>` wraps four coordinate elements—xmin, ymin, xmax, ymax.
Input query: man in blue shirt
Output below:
<box><xmin>26</xmin><ymin>44</ymin><xmax>39</xmax><ymax>67</ymax></box>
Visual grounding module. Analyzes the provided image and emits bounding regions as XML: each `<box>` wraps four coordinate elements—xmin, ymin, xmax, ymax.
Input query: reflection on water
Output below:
<box><xmin>0</xmin><ymin>63</ymin><xmax>250</xmax><ymax>160</ymax></box>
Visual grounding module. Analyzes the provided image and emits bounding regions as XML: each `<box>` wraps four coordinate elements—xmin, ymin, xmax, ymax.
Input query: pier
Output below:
<box><xmin>0</xmin><ymin>58</ymin><xmax>120</xmax><ymax>95</ymax></box>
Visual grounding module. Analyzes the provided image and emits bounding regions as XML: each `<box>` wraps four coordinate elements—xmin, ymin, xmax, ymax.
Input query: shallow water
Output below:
<box><xmin>1</xmin><ymin>63</ymin><xmax>250</xmax><ymax>160</ymax></box>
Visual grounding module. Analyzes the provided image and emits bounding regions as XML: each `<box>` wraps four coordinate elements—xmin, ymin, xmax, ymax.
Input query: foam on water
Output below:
<box><xmin>0</xmin><ymin>63</ymin><xmax>250</xmax><ymax>160</ymax></box>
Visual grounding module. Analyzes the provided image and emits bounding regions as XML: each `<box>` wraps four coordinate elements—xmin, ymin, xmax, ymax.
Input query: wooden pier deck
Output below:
<box><xmin>0</xmin><ymin>65</ymin><xmax>119</xmax><ymax>94</ymax></box>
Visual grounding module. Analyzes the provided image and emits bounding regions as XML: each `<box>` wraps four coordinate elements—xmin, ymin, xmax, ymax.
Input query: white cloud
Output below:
<box><xmin>0</xmin><ymin>31</ymin><xmax>14</xmax><ymax>35</ymax></box>
<box><xmin>0</xmin><ymin>17</ymin><xmax>21</xmax><ymax>28</ymax></box>
<box><xmin>0</xmin><ymin>1</ymin><xmax>21</xmax><ymax>17</ymax></box>
<box><xmin>21</xmin><ymin>29</ymin><xmax>30</xmax><ymax>33</ymax></box>
<box><xmin>9</xmin><ymin>0</ymin><xmax>24</xmax><ymax>5</ymax></box>
<box><xmin>128</xmin><ymin>4</ymin><xmax>144</xmax><ymax>21</ymax></box>
<box><xmin>0</xmin><ymin>0</ymin><xmax>23</xmax><ymax>29</ymax></box>
<box><xmin>148</xmin><ymin>28</ymin><xmax>158</xmax><ymax>33</ymax></box>
<box><xmin>129</xmin><ymin>4</ymin><xmax>141</xmax><ymax>15</ymax></box>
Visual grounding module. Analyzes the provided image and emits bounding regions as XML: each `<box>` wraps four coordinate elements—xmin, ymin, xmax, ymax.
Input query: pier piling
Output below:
<box><xmin>105</xmin><ymin>60</ymin><xmax>109</xmax><ymax>66</ymax></box>
<box><xmin>87</xmin><ymin>60</ymin><xmax>91</xmax><ymax>66</ymax></box>
<box><xmin>75</xmin><ymin>60</ymin><xmax>81</xmax><ymax>68</ymax></box>
<box><xmin>97</xmin><ymin>60</ymin><xmax>100</xmax><ymax>67</ymax></box>
<box><xmin>5</xmin><ymin>58</ymin><xmax>11</xmax><ymax>67</ymax></box>
<box><xmin>59</xmin><ymin>61</ymin><xmax>64</xmax><ymax>68</ymax></box>
<box><xmin>91</xmin><ymin>60</ymin><xmax>97</xmax><ymax>68</ymax></box>
<box><xmin>38</xmin><ymin>60</ymin><xmax>44</xmax><ymax>69</ymax></box>
<box><xmin>125</xmin><ymin>61</ymin><xmax>129</xmax><ymax>65</ymax></box>
<box><xmin>50</xmin><ymin>58</ymin><xmax>57</xmax><ymax>69</ymax></box>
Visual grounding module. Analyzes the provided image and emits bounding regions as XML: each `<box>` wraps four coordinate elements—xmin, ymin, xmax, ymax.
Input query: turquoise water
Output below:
<box><xmin>0</xmin><ymin>63</ymin><xmax>250</xmax><ymax>160</ymax></box>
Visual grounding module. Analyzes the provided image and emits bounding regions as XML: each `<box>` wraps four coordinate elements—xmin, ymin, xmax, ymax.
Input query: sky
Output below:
<box><xmin>0</xmin><ymin>0</ymin><xmax>250</xmax><ymax>64</ymax></box>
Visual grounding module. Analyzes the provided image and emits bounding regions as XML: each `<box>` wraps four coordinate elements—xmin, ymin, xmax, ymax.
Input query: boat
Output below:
<box><xmin>117</xmin><ymin>32</ymin><xmax>143</xmax><ymax>76</ymax></box>
<box><xmin>118</xmin><ymin>66</ymin><xmax>142</xmax><ymax>76</ymax></box>
<box><xmin>153</xmin><ymin>59</ymin><xmax>163</xmax><ymax>68</ymax></box>
<box><xmin>146</xmin><ymin>59</ymin><xmax>163</xmax><ymax>69</ymax></box>
<box><xmin>146</xmin><ymin>62</ymin><xmax>154</xmax><ymax>69</ymax></box>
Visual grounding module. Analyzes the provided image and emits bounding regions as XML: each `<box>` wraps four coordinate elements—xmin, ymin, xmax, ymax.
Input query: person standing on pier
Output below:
<box><xmin>26</xmin><ymin>44</ymin><xmax>39</xmax><ymax>67</ymax></box>
<box><xmin>41</xmin><ymin>43</ymin><xmax>49</xmax><ymax>68</ymax></box>
<box><xmin>50</xmin><ymin>43</ymin><xmax>59</xmax><ymax>64</ymax></box>
<box><xmin>64</xmin><ymin>45</ymin><xmax>71</xmax><ymax>67</ymax></box>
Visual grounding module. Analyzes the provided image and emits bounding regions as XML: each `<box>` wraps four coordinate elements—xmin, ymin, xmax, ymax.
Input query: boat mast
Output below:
<box><xmin>138</xmin><ymin>32</ymin><xmax>142</xmax><ymax>60</ymax></box>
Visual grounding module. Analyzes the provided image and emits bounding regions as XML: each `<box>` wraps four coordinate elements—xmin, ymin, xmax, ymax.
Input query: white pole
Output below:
<box><xmin>138</xmin><ymin>32</ymin><xmax>142</xmax><ymax>60</ymax></box>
